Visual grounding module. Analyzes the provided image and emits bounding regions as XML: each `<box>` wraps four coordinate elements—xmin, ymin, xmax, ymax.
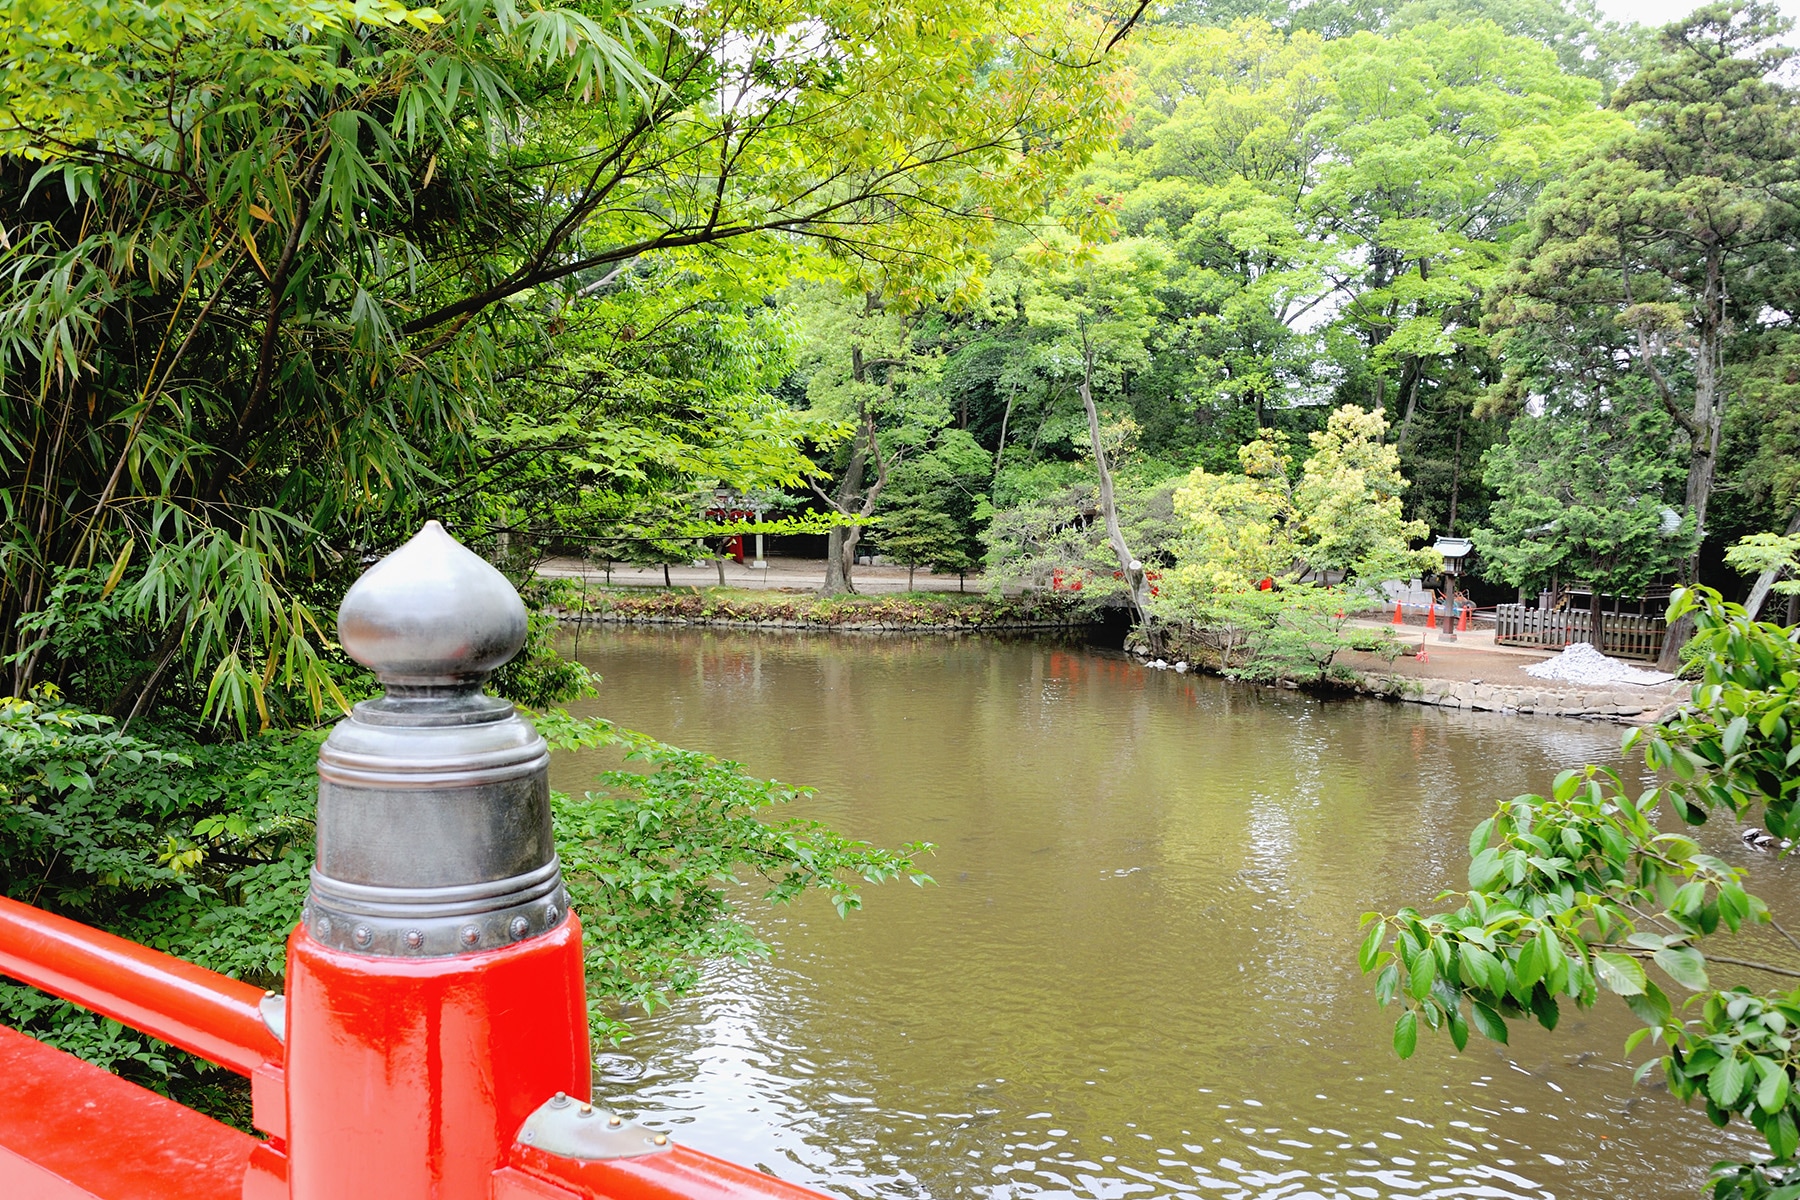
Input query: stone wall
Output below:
<box><xmin>1356</xmin><ymin>674</ymin><xmax>1686</xmax><ymax>723</ymax></box>
<box><xmin>565</xmin><ymin>612</ymin><xmax>1086</xmax><ymax>634</ymax></box>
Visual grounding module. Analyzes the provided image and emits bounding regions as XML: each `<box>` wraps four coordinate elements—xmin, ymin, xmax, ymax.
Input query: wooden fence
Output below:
<box><xmin>1494</xmin><ymin>604</ymin><xmax>1667</xmax><ymax>661</ymax></box>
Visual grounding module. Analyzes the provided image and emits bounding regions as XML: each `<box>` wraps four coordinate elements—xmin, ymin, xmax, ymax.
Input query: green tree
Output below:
<box><xmin>1360</xmin><ymin>586</ymin><xmax>1800</xmax><ymax>1195</ymax></box>
<box><xmin>0</xmin><ymin>0</ymin><xmax>1124</xmax><ymax>722</ymax></box>
<box><xmin>1492</xmin><ymin>1</ymin><xmax>1800</xmax><ymax>649</ymax></box>
<box><xmin>1162</xmin><ymin>405</ymin><xmax>1425</xmax><ymax>680</ymax></box>
<box><xmin>873</xmin><ymin>430</ymin><xmax>991</xmax><ymax>589</ymax></box>
<box><xmin>1476</xmin><ymin>390</ymin><xmax>1692</xmax><ymax>643</ymax></box>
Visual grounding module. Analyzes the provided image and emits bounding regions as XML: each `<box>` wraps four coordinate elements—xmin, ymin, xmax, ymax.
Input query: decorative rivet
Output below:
<box><xmin>404</xmin><ymin>929</ymin><xmax>425</xmax><ymax>950</ymax></box>
<box><xmin>509</xmin><ymin>915</ymin><xmax>530</xmax><ymax>940</ymax></box>
<box><xmin>549</xmin><ymin>1092</ymin><xmax>570</xmax><ymax>1109</ymax></box>
<box><xmin>578</xmin><ymin>1105</ymin><xmax>595</xmax><ymax>1119</ymax></box>
<box><xmin>544</xmin><ymin>905</ymin><xmax>559</xmax><ymax>926</ymax></box>
<box><xmin>352</xmin><ymin>924</ymin><xmax>374</xmax><ymax>947</ymax></box>
<box><xmin>460</xmin><ymin>924</ymin><xmax>481</xmax><ymax>947</ymax></box>
<box><xmin>653</xmin><ymin>1134</ymin><xmax>668</xmax><ymax>1146</ymax></box>
<box><xmin>607</xmin><ymin>1116</ymin><xmax>622</xmax><ymax>1127</ymax></box>
<box><xmin>300</xmin><ymin>905</ymin><xmax>311</xmax><ymax>924</ymax></box>
<box><xmin>316</xmin><ymin>916</ymin><xmax>332</xmax><ymax>938</ymax></box>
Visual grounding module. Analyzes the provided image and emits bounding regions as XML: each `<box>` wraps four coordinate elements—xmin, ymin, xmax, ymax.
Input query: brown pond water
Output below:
<box><xmin>550</xmin><ymin>627</ymin><xmax>1784</xmax><ymax>1200</ymax></box>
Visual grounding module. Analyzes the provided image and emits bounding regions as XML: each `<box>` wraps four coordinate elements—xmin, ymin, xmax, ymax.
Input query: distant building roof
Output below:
<box><xmin>1434</xmin><ymin>537</ymin><xmax>1475</xmax><ymax>559</ymax></box>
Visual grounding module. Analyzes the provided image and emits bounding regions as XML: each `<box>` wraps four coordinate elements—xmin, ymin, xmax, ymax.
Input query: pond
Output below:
<box><xmin>550</xmin><ymin>627</ymin><xmax>1781</xmax><ymax>1200</ymax></box>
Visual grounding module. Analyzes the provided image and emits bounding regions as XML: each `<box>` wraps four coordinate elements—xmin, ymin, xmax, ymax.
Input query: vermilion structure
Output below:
<box><xmin>0</xmin><ymin>524</ymin><xmax>832</xmax><ymax>1200</ymax></box>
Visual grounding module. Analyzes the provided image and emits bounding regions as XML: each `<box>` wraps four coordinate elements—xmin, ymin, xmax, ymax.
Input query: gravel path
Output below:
<box><xmin>1522</xmin><ymin>642</ymin><xmax>1677</xmax><ymax>687</ymax></box>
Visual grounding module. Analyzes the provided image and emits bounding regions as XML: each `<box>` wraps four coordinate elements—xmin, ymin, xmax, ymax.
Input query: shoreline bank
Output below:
<box><xmin>556</xmin><ymin>586</ymin><xmax>1686</xmax><ymax>725</ymax></box>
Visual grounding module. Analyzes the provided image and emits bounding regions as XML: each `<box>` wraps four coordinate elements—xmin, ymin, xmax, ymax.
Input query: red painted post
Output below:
<box><xmin>284</xmin><ymin>918</ymin><xmax>589</xmax><ymax>1200</ymax></box>
<box><xmin>281</xmin><ymin>522</ymin><xmax>587</xmax><ymax>1200</ymax></box>
<box><xmin>0</xmin><ymin>521</ymin><xmax>838</xmax><ymax>1200</ymax></box>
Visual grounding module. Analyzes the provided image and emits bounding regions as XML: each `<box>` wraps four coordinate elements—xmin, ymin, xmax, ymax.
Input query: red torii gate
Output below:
<box><xmin>0</xmin><ymin>524</ymin><xmax>832</xmax><ymax>1200</ymax></box>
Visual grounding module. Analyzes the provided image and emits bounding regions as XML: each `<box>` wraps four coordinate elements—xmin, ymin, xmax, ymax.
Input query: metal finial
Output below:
<box><xmin>337</xmin><ymin>520</ymin><xmax>527</xmax><ymax>689</ymax></box>
<box><xmin>306</xmin><ymin>520</ymin><xmax>564</xmax><ymax>958</ymax></box>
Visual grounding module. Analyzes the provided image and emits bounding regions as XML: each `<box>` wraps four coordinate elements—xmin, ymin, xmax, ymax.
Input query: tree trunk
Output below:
<box><xmin>994</xmin><ymin>391</ymin><xmax>1016</xmax><ymax>483</ymax></box>
<box><xmin>1393</xmin><ymin>358</ymin><xmax>1424</xmax><ymax>455</ymax></box>
<box><xmin>816</xmin><ymin>401</ymin><xmax>892</xmax><ymax>597</ymax></box>
<box><xmin>1080</xmin><ymin>340</ymin><xmax>1154</xmax><ymax>647</ymax></box>
<box><xmin>841</xmin><ymin>522</ymin><xmax>864</xmax><ymax>589</ymax></box>
<box><xmin>1652</xmin><ymin>253</ymin><xmax>1727</xmax><ymax>672</ymax></box>
<box><xmin>1744</xmin><ymin>511</ymin><xmax>1800</xmax><ymax>619</ymax></box>
<box><xmin>1446</xmin><ymin>405</ymin><xmax>1465</xmax><ymax>535</ymax></box>
<box><xmin>663</xmin><ymin>562</ymin><xmax>671</xmax><ymax>588</ymax></box>
<box><xmin>908</xmin><ymin>563</ymin><xmax>915</xmax><ymax>590</ymax></box>
<box><xmin>1590</xmin><ymin>588</ymin><xmax>1605</xmax><ymax>655</ymax></box>
<box><xmin>822</xmin><ymin>527</ymin><xmax>851</xmax><ymax>594</ymax></box>
<box><xmin>714</xmin><ymin>555</ymin><xmax>727</xmax><ymax>587</ymax></box>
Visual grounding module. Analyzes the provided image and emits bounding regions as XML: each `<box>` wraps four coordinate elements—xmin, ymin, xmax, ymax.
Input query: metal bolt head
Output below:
<box><xmin>653</xmin><ymin>1135</ymin><xmax>668</xmax><ymax>1146</ymax></box>
<box><xmin>460</xmin><ymin>924</ymin><xmax>481</xmax><ymax>947</ymax></box>
<box><xmin>352</xmin><ymin>924</ymin><xmax>374</xmax><ymax>947</ymax></box>
<box><xmin>577</xmin><ymin>1105</ymin><xmax>594</xmax><ymax>1119</ymax></box>
<box><xmin>404</xmin><ymin>929</ymin><xmax>425</xmax><ymax>950</ymax></box>
<box><xmin>509</xmin><ymin>915</ymin><xmax>530</xmax><ymax>940</ymax></box>
<box><xmin>549</xmin><ymin>1092</ymin><xmax>570</xmax><ymax>1109</ymax></box>
<box><xmin>544</xmin><ymin>905</ymin><xmax>559</xmax><ymax>926</ymax></box>
<box><xmin>607</xmin><ymin>1116</ymin><xmax>622</xmax><ymax>1127</ymax></box>
<box><xmin>316</xmin><ymin>916</ymin><xmax>332</xmax><ymax>938</ymax></box>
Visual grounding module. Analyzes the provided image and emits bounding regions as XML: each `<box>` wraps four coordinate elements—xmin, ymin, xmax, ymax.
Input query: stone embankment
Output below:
<box><xmin>566</xmin><ymin>611</ymin><xmax>1084</xmax><ymax>634</ymax></box>
<box><xmin>1354</xmin><ymin>673</ymin><xmax>1686</xmax><ymax>723</ymax></box>
<box><xmin>551</xmin><ymin>587</ymin><xmax>1091</xmax><ymax>634</ymax></box>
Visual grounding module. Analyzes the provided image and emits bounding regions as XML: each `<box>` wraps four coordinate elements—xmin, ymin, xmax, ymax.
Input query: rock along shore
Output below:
<box><xmin>1349</xmin><ymin>672</ymin><xmax>1686</xmax><ymax>725</ymax></box>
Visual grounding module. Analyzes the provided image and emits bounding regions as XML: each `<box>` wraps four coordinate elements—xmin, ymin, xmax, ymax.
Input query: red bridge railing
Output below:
<box><xmin>0</xmin><ymin>524</ymin><xmax>835</xmax><ymax>1200</ymax></box>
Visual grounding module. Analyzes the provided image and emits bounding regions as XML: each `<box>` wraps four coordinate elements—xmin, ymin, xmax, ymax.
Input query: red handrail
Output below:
<box><xmin>0</xmin><ymin>896</ymin><xmax>282</xmax><ymax>1076</ymax></box>
<box><xmin>507</xmin><ymin>1141</ymin><xmax>837</xmax><ymax>1200</ymax></box>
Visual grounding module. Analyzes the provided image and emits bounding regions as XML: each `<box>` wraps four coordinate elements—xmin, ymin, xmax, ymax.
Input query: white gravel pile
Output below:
<box><xmin>1522</xmin><ymin>642</ymin><xmax>1677</xmax><ymax>687</ymax></box>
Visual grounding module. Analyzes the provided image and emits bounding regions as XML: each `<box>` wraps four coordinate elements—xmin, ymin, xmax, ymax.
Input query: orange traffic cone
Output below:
<box><xmin>1426</xmin><ymin>598</ymin><xmax>1438</xmax><ymax>630</ymax></box>
<box><xmin>1458</xmin><ymin>604</ymin><xmax>1472</xmax><ymax>632</ymax></box>
<box><xmin>1392</xmin><ymin>600</ymin><xmax>1404</xmax><ymax>625</ymax></box>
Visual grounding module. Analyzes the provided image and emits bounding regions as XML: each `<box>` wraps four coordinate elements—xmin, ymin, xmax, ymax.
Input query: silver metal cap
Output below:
<box><xmin>338</xmin><ymin>520</ymin><xmax>529</xmax><ymax>690</ymax></box>
<box><xmin>305</xmin><ymin>522</ymin><xmax>566</xmax><ymax>958</ymax></box>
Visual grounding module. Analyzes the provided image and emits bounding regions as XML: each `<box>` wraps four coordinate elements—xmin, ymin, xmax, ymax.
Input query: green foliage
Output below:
<box><xmin>473</xmin><ymin>258</ymin><xmax>834</xmax><ymax>565</ymax></box>
<box><xmin>1476</xmin><ymin>390</ymin><xmax>1692</xmax><ymax>592</ymax></box>
<box><xmin>1490</xmin><ymin>1</ymin><xmax>1800</xmax><ymax>574</ymax></box>
<box><xmin>572</xmin><ymin>585</ymin><xmax>1083</xmax><ymax>629</ymax></box>
<box><xmin>873</xmin><ymin>430</ymin><xmax>991</xmax><ymax>579</ymax></box>
<box><xmin>0</xmin><ymin>688</ymin><xmax>321</xmax><ymax>1107</ymax></box>
<box><xmin>1159</xmin><ymin>405</ymin><xmax>1424</xmax><ymax>681</ymax></box>
<box><xmin>0</xmin><ymin>0</ymin><xmax>1122</xmax><ymax>728</ymax></box>
<box><xmin>1728</xmin><ymin>535</ymin><xmax>1800</xmax><ymax>600</ymax></box>
<box><xmin>1293</xmin><ymin>405</ymin><xmax>1432</xmax><ymax>581</ymax></box>
<box><xmin>1165</xmin><ymin>582</ymin><xmax>1398</xmax><ymax>683</ymax></box>
<box><xmin>1362</xmin><ymin>585</ymin><xmax>1800</xmax><ymax>1183</ymax></box>
<box><xmin>2</xmin><ymin>670</ymin><xmax>930</xmax><ymax>1100</ymax></box>
<box><xmin>968</xmin><ymin>11</ymin><xmax>1615</xmax><ymax>573</ymax></box>
<box><xmin>981</xmin><ymin>478</ymin><xmax>1182</xmax><ymax>605</ymax></box>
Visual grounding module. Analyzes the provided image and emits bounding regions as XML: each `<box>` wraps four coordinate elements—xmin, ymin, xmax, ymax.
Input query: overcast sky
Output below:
<box><xmin>1593</xmin><ymin>0</ymin><xmax>1800</xmax><ymax>29</ymax></box>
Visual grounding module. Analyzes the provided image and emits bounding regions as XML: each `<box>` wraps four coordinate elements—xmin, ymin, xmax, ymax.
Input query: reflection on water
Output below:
<box><xmin>551</xmin><ymin>628</ymin><xmax>1783</xmax><ymax>1199</ymax></box>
